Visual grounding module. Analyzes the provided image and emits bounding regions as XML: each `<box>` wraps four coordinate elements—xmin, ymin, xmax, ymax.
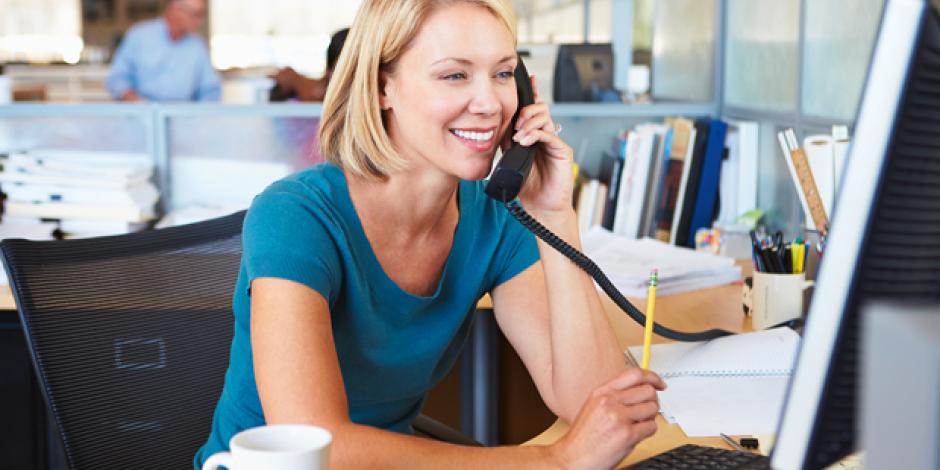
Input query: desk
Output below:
<box><xmin>0</xmin><ymin>269</ymin><xmax>749</xmax><ymax>463</ymax></box>
<box><xmin>524</xmin><ymin>280</ymin><xmax>754</xmax><ymax>467</ymax></box>
<box><xmin>0</xmin><ymin>286</ymin><xmax>16</xmax><ymax>310</ymax></box>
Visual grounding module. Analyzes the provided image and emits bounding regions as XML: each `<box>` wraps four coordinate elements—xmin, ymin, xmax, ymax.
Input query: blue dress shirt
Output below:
<box><xmin>107</xmin><ymin>19</ymin><xmax>221</xmax><ymax>102</ymax></box>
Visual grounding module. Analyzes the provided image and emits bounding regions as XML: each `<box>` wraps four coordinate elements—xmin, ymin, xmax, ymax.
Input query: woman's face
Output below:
<box><xmin>381</xmin><ymin>3</ymin><xmax>518</xmax><ymax>181</ymax></box>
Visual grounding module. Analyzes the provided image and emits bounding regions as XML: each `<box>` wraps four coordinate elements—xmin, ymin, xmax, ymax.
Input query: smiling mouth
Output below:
<box><xmin>450</xmin><ymin>129</ymin><xmax>496</xmax><ymax>142</ymax></box>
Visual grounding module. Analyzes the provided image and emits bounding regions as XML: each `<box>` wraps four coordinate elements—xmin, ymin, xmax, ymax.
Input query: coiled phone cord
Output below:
<box><xmin>506</xmin><ymin>200</ymin><xmax>734</xmax><ymax>342</ymax></box>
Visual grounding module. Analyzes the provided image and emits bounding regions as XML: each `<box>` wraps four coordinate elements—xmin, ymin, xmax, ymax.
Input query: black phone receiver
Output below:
<box><xmin>484</xmin><ymin>56</ymin><xmax>537</xmax><ymax>203</ymax></box>
<box><xmin>481</xmin><ymin>56</ymin><xmax>735</xmax><ymax>343</ymax></box>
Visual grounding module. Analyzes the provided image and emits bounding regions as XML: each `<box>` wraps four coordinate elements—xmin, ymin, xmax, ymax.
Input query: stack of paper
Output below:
<box><xmin>582</xmin><ymin>227</ymin><xmax>741</xmax><ymax>297</ymax></box>
<box><xmin>0</xmin><ymin>149</ymin><xmax>159</xmax><ymax>237</ymax></box>
<box><xmin>627</xmin><ymin>328</ymin><xmax>800</xmax><ymax>437</ymax></box>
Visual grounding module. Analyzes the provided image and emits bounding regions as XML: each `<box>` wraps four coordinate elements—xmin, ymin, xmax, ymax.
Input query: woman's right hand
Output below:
<box><xmin>549</xmin><ymin>368</ymin><xmax>667</xmax><ymax>470</ymax></box>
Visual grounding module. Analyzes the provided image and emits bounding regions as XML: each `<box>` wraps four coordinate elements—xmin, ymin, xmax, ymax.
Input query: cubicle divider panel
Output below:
<box><xmin>158</xmin><ymin>104</ymin><xmax>322</xmax><ymax>214</ymax></box>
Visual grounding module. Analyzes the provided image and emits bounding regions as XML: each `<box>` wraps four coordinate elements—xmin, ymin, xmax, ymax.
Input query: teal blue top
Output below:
<box><xmin>194</xmin><ymin>163</ymin><xmax>538</xmax><ymax>467</ymax></box>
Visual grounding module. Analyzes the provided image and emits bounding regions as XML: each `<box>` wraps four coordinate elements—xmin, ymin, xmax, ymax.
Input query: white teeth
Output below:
<box><xmin>452</xmin><ymin>129</ymin><xmax>494</xmax><ymax>142</ymax></box>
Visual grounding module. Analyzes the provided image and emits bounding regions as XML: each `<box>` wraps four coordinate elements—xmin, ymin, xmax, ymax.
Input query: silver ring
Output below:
<box><xmin>552</xmin><ymin>123</ymin><xmax>563</xmax><ymax>136</ymax></box>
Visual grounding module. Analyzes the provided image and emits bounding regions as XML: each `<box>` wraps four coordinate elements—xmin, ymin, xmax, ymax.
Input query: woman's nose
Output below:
<box><xmin>467</xmin><ymin>80</ymin><xmax>502</xmax><ymax>116</ymax></box>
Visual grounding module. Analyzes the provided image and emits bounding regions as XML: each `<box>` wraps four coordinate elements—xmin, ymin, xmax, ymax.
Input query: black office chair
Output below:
<box><xmin>1</xmin><ymin>211</ymin><xmax>478</xmax><ymax>469</ymax></box>
<box><xmin>1</xmin><ymin>211</ymin><xmax>244</xmax><ymax>469</ymax></box>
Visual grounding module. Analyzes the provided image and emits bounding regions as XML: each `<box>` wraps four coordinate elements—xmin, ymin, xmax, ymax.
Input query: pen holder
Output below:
<box><xmin>742</xmin><ymin>272</ymin><xmax>814</xmax><ymax>330</ymax></box>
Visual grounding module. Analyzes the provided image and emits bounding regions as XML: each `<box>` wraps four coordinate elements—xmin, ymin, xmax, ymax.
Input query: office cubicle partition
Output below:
<box><xmin>0</xmin><ymin>104</ymin><xmax>324</xmax><ymax>215</ymax></box>
<box><xmin>0</xmin><ymin>102</ymin><xmax>719</xmax><ymax>219</ymax></box>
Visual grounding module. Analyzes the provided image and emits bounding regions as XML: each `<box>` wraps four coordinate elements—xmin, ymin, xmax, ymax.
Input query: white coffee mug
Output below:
<box><xmin>744</xmin><ymin>272</ymin><xmax>814</xmax><ymax>330</ymax></box>
<box><xmin>202</xmin><ymin>424</ymin><xmax>331</xmax><ymax>470</ymax></box>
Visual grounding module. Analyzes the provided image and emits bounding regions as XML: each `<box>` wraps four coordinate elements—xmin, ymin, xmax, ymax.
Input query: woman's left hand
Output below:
<box><xmin>505</xmin><ymin>76</ymin><xmax>575</xmax><ymax>217</ymax></box>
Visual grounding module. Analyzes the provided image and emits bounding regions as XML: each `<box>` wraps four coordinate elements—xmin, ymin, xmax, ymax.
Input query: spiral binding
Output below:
<box><xmin>506</xmin><ymin>201</ymin><xmax>734</xmax><ymax>342</ymax></box>
<box><xmin>661</xmin><ymin>369</ymin><xmax>792</xmax><ymax>379</ymax></box>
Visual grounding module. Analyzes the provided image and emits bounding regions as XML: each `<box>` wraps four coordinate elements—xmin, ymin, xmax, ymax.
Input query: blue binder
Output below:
<box><xmin>686</xmin><ymin>119</ymin><xmax>728</xmax><ymax>244</ymax></box>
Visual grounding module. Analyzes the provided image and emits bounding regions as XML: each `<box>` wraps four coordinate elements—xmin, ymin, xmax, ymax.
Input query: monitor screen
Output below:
<box><xmin>552</xmin><ymin>43</ymin><xmax>615</xmax><ymax>102</ymax></box>
<box><xmin>771</xmin><ymin>0</ymin><xmax>940</xmax><ymax>468</ymax></box>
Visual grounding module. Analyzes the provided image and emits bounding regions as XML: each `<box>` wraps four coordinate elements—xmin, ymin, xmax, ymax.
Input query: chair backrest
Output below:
<box><xmin>0</xmin><ymin>211</ymin><xmax>245</xmax><ymax>470</ymax></box>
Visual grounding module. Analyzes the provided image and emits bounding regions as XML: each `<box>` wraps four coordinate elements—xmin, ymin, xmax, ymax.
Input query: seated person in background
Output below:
<box><xmin>269</xmin><ymin>28</ymin><xmax>350</xmax><ymax>102</ymax></box>
<box><xmin>106</xmin><ymin>0</ymin><xmax>220</xmax><ymax>102</ymax></box>
<box><xmin>195</xmin><ymin>0</ymin><xmax>664</xmax><ymax>468</ymax></box>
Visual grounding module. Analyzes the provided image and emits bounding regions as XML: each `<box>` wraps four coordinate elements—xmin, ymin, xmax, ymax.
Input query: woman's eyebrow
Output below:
<box><xmin>430</xmin><ymin>55</ymin><xmax>516</xmax><ymax>66</ymax></box>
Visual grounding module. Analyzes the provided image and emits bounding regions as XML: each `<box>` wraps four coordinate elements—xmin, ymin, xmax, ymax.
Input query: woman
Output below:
<box><xmin>195</xmin><ymin>0</ymin><xmax>665</xmax><ymax>468</ymax></box>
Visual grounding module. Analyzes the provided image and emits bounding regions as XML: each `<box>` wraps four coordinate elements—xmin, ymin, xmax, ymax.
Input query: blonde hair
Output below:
<box><xmin>318</xmin><ymin>0</ymin><xmax>517</xmax><ymax>180</ymax></box>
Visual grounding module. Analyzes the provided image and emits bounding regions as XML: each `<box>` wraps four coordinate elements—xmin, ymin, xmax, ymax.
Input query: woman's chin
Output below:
<box><xmin>461</xmin><ymin>159</ymin><xmax>496</xmax><ymax>181</ymax></box>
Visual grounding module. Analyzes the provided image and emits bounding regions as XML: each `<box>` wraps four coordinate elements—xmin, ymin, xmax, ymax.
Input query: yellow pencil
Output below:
<box><xmin>642</xmin><ymin>269</ymin><xmax>658</xmax><ymax>369</ymax></box>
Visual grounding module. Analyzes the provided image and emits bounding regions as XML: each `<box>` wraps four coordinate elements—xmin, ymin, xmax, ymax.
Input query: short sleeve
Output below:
<box><xmin>490</xmin><ymin>216</ymin><xmax>540</xmax><ymax>288</ymax></box>
<box><xmin>242</xmin><ymin>183</ymin><xmax>341</xmax><ymax>303</ymax></box>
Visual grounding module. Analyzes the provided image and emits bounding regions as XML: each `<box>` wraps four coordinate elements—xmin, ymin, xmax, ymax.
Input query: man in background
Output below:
<box><xmin>269</xmin><ymin>28</ymin><xmax>349</xmax><ymax>102</ymax></box>
<box><xmin>106</xmin><ymin>0</ymin><xmax>220</xmax><ymax>102</ymax></box>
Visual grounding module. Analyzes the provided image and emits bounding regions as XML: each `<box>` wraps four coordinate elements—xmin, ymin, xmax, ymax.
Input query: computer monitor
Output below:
<box><xmin>552</xmin><ymin>43</ymin><xmax>616</xmax><ymax>102</ymax></box>
<box><xmin>771</xmin><ymin>0</ymin><xmax>940</xmax><ymax>468</ymax></box>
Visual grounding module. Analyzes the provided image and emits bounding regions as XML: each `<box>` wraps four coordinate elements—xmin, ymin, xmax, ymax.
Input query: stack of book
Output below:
<box><xmin>0</xmin><ymin>149</ymin><xmax>159</xmax><ymax>238</ymax></box>
<box><xmin>575</xmin><ymin>117</ymin><xmax>759</xmax><ymax>249</ymax></box>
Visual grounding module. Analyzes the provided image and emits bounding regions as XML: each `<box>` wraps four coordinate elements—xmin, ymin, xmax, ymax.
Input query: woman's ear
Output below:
<box><xmin>379</xmin><ymin>70</ymin><xmax>394</xmax><ymax>111</ymax></box>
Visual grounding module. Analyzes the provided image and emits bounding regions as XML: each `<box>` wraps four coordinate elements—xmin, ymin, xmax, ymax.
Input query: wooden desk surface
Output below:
<box><xmin>0</xmin><ymin>286</ymin><xmax>15</xmax><ymax>311</ymax></box>
<box><xmin>524</xmin><ymin>280</ymin><xmax>756</xmax><ymax>467</ymax></box>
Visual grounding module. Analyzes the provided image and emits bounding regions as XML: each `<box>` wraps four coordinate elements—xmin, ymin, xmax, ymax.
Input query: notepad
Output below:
<box><xmin>626</xmin><ymin>328</ymin><xmax>800</xmax><ymax>437</ymax></box>
<box><xmin>627</xmin><ymin>327</ymin><xmax>799</xmax><ymax>378</ymax></box>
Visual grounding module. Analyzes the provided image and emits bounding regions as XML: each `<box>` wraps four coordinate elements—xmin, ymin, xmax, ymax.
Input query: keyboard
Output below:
<box><xmin>629</xmin><ymin>444</ymin><xmax>770</xmax><ymax>469</ymax></box>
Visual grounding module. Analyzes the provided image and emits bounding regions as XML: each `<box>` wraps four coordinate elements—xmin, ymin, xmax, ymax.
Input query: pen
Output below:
<box><xmin>720</xmin><ymin>433</ymin><xmax>750</xmax><ymax>452</ymax></box>
<box><xmin>770</xmin><ymin>246</ymin><xmax>785</xmax><ymax>273</ymax></box>
<box><xmin>804</xmin><ymin>241</ymin><xmax>811</xmax><ymax>273</ymax></box>
<box><xmin>749</xmin><ymin>231</ymin><xmax>763</xmax><ymax>272</ymax></box>
<box><xmin>797</xmin><ymin>243</ymin><xmax>806</xmax><ymax>274</ymax></box>
<box><xmin>641</xmin><ymin>269</ymin><xmax>657</xmax><ymax>370</ymax></box>
<box><xmin>790</xmin><ymin>241</ymin><xmax>798</xmax><ymax>273</ymax></box>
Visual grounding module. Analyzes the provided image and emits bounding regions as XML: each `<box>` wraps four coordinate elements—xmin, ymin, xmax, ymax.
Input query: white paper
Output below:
<box><xmin>625</xmin><ymin>328</ymin><xmax>800</xmax><ymax>437</ymax></box>
<box><xmin>777</xmin><ymin>132</ymin><xmax>815</xmax><ymax>231</ymax></box>
<box><xmin>170</xmin><ymin>156</ymin><xmax>291</xmax><ymax>210</ymax></box>
<box><xmin>803</xmin><ymin>135</ymin><xmax>835</xmax><ymax>218</ymax></box>
<box><xmin>659</xmin><ymin>375</ymin><xmax>789</xmax><ymax>437</ymax></box>
<box><xmin>833</xmin><ymin>138</ymin><xmax>851</xmax><ymax>195</ymax></box>
<box><xmin>582</xmin><ymin>227</ymin><xmax>740</xmax><ymax>297</ymax></box>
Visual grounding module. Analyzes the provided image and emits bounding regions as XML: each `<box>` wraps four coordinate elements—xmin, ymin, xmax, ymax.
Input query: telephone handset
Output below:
<box><xmin>484</xmin><ymin>58</ymin><xmax>537</xmax><ymax>203</ymax></box>
<box><xmin>485</xmin><ymin>55</ymin><xmax>733</xmax><ymax>342</ymax></box>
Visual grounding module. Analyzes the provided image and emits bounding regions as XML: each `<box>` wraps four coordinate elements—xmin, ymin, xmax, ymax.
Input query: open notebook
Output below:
<box><xmin>626</xmin><ymin>327</ymin><xmax>799</xmax><ymax>378</ymax></box>
<box><xmin>626</xmin><ymin>328</ymin><xmax>800</xmax><ymax>437</ymax></box>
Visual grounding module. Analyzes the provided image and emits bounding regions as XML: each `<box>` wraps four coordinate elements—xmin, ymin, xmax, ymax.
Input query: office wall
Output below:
<box><xmin>209</xmin><ymin>0</ymin><xmax>361</xmax><ymax>76</ymax></box>
<box><xmin>802</xmin><ymin>0</ymin><xmax>885</xmax><ymax>121</ymax></box>
<box><xmin>725</xmin><ymin>0</ymin><xmax>800</xmax><ymax>113</ymax></box>
<box><xmin>0</xmin><ymin>0</ymin><xmax>83</xmax><ymax>64</ymax></box>
<box><xmin>723</xmin><ymin>0</ymin><xmax>885</xmax><ymax>235</ymax></box>
<box><xmin>651</xmin><ymin>0</ymin><xmax>716</xmax><ymax>102</ymax></box>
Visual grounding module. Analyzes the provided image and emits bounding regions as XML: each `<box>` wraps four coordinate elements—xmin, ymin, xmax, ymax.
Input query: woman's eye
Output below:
<box><xmin>496</xmin><ymin>70</ymin><xmax>514</xmax><ymax>80</ymax></box>
<box><xmin>443</xmin><ymin>72</ymin><xmax>467</xmax><ymax>81</ymax></box>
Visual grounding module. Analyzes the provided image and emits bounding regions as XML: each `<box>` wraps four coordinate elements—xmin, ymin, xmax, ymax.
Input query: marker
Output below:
<box><xmin>641</xmin><ymin>269</ymin><xmax>658</xmax><ymax>370</ymax></box>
